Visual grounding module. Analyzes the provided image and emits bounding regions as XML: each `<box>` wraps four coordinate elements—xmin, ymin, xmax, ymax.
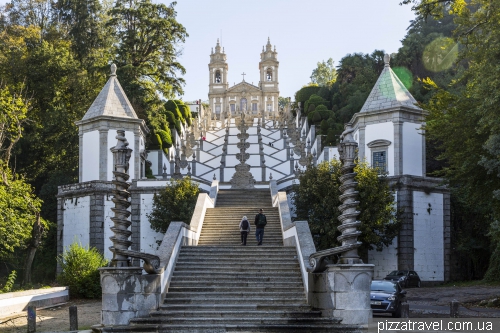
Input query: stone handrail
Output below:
<box><xmin>271</xmin><ymin>185</ymin><xmax>316</xmax><ymax>293</ymax></box>
<box><xmin>156</xmin><ymin>188</ymin><xmax>217</xmax><ymax>293</ymax></box>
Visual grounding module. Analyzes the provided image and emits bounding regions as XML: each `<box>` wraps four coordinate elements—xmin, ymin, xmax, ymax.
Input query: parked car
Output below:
<box><xmin>370</xmin><ymin>280</ymin><xmax>407</xmax><ymax>317</ymax></box>
<box><xmin>384</xmin><ymin>270</ymin><xmax>421</xmax><ymax>288</ymax></box>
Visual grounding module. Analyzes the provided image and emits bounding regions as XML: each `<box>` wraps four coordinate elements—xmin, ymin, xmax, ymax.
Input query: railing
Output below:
<box><xmin>270</xmin><ymin>181</ymin><xmax>316</xmax><ymax>294</ymax></box>
<box><xmin>156</xmin><ymin>181</ymin><xmax>218</xmax><ymax>298</ymax></box>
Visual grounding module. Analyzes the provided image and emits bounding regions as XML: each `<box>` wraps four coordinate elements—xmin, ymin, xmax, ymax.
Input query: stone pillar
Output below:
<box><xmin>358</xmin><ymin>125</ymin><xmax>365</xmax><ymax>161</ymax></box>
<box><xmin>308</xmin><ymin>264</ymin><xmax>373</xmax><ymax>324</ymax></box>
<box><xmin>394</xmin><ymin>120</ymin><xmax>404</xmax><ymax>175</ymax></box>
<box><xmin>397</xmin><ymin>187</ymin><xmax>414</xmax><ymax>270</ymax></box>
<box><xmin>99</xmin><ymin>128</ymin><xmax>109</xmax><ymax>181</ymax></box>
<box><xmin>99</xmin><ymin>267</ymin><xmax>161</xmax><ymax>326</ymax></box>
<box><xmin>89</xmin><ymin>193</ymin><xmax>105</xmax><ymax>253</ymax></box>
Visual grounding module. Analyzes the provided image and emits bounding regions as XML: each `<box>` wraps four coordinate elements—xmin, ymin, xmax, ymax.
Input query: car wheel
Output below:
<box><xmin>417</xmin><ymin>281</ymin><xmax>421</xmax><ymax>288</ymax></box>
<box><xmin>392</xmin><ymin>304</ymin><xmax>402</xmax><ymax>318</ymax></box>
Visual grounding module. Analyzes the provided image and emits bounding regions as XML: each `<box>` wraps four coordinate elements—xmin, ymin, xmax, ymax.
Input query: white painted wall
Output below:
<box><xmin>107</xmin><ymin>130</ymin><xmax>135</xmax><ymax>181</ymax></box>
<box><xmin>63</xmin><ymin>196</ymin><xmax>90</xmax><ymax>250</ymax></box>
<box><xmin>403</xmin><ymin>122</ymin><xmax>423</xmax><ymax>176</ymax></box>
<box><xmin>413</xmin><ymin>191</ymin><xmax>444</xmax><ymax>281</ymax></box>
<box><xmin>368</xmin><ymin>238</ymin><xmax>398</xmax><ymax>279</ymax></box>
<box><xmin>364</xmin><ymin>122</ymin><xmax>394</xmax><ymax>175</ymax></box>
<box><xmin>82</xmin><ymin>131</ymin><xmax>100</xmax><ymax>182</ymax></box>
<box><xmin>140</xmin><ymin>194</ymin><xmax>166</xmax><ymax>253</ymax></box>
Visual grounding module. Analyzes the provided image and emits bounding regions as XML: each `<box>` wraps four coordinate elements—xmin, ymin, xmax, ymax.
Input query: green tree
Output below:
<box><xmin>148</xmin><ymin>177</ymin><xmax>200</xmax><ymax>233</ymax></box>
<box><xmin>278</xmin><ymin>96</ymin><xmax>290</xmax><ymax>110</ymax></box>
<box><xmin>310</xmin><ymin>58</ymin><xmax>337</xmax><ymax>86</ymax></box>
<box><xmin>108</xmin><ymin>0</ymin><xmax>187</xmax><ymax>104</ymax></box>
<box><xmin>292</xmin><ymin>160</ymin><xmax>400</xmax><ymax>255</ymax></box>
<box><xmin>55</xmin><ymin>0</ymin><xmax>113</xmax><ymax>67</ymax></box>
<box><xmin>416</xmin><ymin>0</ymin><xmax>500</xmax><ymax>279</ymax></box>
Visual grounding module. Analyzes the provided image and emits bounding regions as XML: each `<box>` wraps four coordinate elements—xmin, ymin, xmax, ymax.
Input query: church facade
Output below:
<box><xmin>208</xmin><ymin>38</ymin><xmax>279</xmax><ymax>118</ymax></box>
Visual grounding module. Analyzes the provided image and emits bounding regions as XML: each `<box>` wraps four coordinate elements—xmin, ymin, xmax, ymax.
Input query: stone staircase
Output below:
<box><xmin>198</xmin><ymin>189</ymin><xmax>282</xmax><ymax>246</ymax></box>
<box><xmin>97</xmin><ymin>189</ymin><xmax>358</xmax><ymax>332</ymax></box>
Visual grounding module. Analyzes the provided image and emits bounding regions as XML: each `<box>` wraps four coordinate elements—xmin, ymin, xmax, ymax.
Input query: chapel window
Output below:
<box><xmin>230</xmin><ymin>104</ymin><xmax>235</xmax><ymax>112</ymax></box>
<box><xmin>252</xmin><ymin>103</ymin><xmax>257</xmax><ymax>111</ymax></box>
<box><xmin>266</xmin><ymin>69</ymin><xmax>272</xmax><ymax>81</ymax></box>
<box><xmin>240</xmin><ymin>98</ymin><xmax>247</xmax><ymax>111</ymax></box>
<box><xmin>372</xmin><ymin>151</ymin><xmax>387</xmax><ymax>174</ymax></box>
<box><xmin>215</xmin><ymin>70</ymin><xmax>221</xmax><ymax>83</ymax></box>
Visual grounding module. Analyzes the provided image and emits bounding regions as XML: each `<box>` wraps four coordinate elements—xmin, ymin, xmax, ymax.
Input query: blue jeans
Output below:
<box><xmin>255</xmin><ymin>228</ymin><xmax>264</xmax><ymax>244</ymax></box>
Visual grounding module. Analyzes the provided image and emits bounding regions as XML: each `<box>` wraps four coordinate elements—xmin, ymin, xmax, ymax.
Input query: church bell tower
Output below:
<box><xmin>259</xmin><ymin>38</ymin><xmax>279</xmax><ymax>115</ymax></box>
<box><xmin>208</xmin><ymin>39</ymin><xmax>228</xmax><ymax>116</ymax></box>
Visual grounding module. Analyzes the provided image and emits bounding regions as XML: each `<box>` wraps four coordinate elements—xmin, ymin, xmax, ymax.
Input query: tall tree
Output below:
<box><xmin>0</xmin><ymin>83</ymin><xmax>47</xmax><ymax>282</ymax></box>
<box><xmin>292</xmin><ymin>160</ymin><xmax>400</xmax><ymax>256</ymax></box>
<box><xmin>415</xmin><ymin>0</ymin><xmax>500</xmax><ymax>279</ymax></box>
<box><xmin>108</xmin><ymin>0</ymin><xmax>187</xmax><ymax>106</ymax></box>
<box><xmin>310</xmin><ymin>58</ymin><xmax>337</xmax><ymax>86</ymax></box>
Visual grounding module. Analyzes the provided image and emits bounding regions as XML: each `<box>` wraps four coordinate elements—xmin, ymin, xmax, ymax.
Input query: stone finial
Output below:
<box><xmin>213</xmin><ymin>174</ymin><xmax>216</xmax><ymax>180</ymax></box>
<box><xmin>111</xmin><ymin>63</ymin><xmax>117</xmax><ymax>76</ymax></box>
<box><xmin>384</xmin><ymin>54</ymin><xmax>390</xmax><ymax>67</ymax></box>
<box><xmin>269</xmin><ymin>173</ymin><xmax>273</xmax><ymax>180</ymax></box>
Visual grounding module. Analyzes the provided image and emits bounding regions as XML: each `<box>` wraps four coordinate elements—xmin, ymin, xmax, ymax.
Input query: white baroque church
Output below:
<box><xmin>208</xmin><ymin>38</ymin><xmax>280</xmax><ymax>119</ymax></box>
<box><xmin>57</xmin><ymin>41</ymin><xmax>450</xmax><ymax>283</ymax></box>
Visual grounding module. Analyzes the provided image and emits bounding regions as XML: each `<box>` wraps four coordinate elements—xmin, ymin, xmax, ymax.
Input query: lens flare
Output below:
<box><xmin>423</xmin><ymin>37</ymin><xmax>458</xmax><ymax>72</ymax></box>
<box><xmin>392</xmin><ymin>67</ymin><xmax>413</xmax><ymax>89</ymax></box>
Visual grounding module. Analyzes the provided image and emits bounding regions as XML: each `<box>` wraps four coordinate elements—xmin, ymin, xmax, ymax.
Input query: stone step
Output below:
<box><xmin>169</xmin><ymin>281</ymin><xmax>304</xmax><ymax>288</ymax></box>
<box><xmin>173</xmin><ymin>266</ymin><xmax>298</xmax><ymax>273</ymax></box>
<box><xmin>177</xmin><ymin>251</ymin><xmax>294</xmax><ymax>257</ymax></box>
<box><xmin>196</xmin><ymin>241</ymin><xmax>283</xmax><ymax>246</ymax></box>
<box><xmin>158</xmin><ymin>303</ymin><xmax>312</xmax><ymax>311</ymax></box>
<box><xmin>163</xmin><ymin>296</ymin><xmax>306</xmax><ymax>304</ymax></box>
<box><xmin>200</xmin><ymin>229</ymin><xmax>281</xmax><ymax>233</ymax></box>
<box><xmin>148</xmin><ymin>309</ymin><xmax>321</xmax><ymax>318</ymax></box>
<box><xmin>179</xmin><ymin>245</ymin><xmax>295</xmax><ymax>252</ymax></box>
<box><xmin>197</xmin><ymin>236</ymin><xmax>282</xmax><ymax>240</ymax></box>
<box><xmin>174</xmin><ymin>257</ymin><xmax>297</xmax><ymax>263</ymax></box>
<box><xmin>207</xmin><ymin>206</ymin><xmax>277</xmax><ymax>210</ymax></box>
<box><xmin>167</xmin><ymin>286</ymin><xmax>305</xmax><ymax>293</ymax></box>
<box><xmin>172</xmin><ymin>271</ymin><xmax>302</xmax><ymax>283</ymax></box>
<box><xmin>174</xmin><ymin>261</ymin><xmax>298</xmax><ymax>267</ymax></box>
<box><xmin>95</xmin><ymin>323</ymin><xmax>360</xmax><ymax>333</ymax></box>
<box><xmin>129</xmin><ymin>317</ymin><xmax>338</xmax><ymax>326</ymax></box>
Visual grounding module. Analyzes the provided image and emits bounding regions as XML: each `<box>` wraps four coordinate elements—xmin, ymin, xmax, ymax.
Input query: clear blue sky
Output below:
<box><xmin>172</xmin><ymin>0</ymin><xmax>416</xmax><ymax>102</ymax></box>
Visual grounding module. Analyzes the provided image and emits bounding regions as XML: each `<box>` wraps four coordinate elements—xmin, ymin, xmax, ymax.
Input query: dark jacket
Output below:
<box><xmin>254</xmin><ymin>213</ymin><xmax>267</xmax><ymax>229</ymax></box>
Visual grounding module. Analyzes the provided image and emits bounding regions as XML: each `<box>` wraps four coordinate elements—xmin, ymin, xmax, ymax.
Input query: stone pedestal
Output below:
<box><xmin>99</xmin><ymin>267</ymin><xmax>161</xmax><ymax>326</ymax></box>
<box><xmin>308</xmin><ymin>264</ymin><xmax>374</xmax><ymax>325</ymax></box>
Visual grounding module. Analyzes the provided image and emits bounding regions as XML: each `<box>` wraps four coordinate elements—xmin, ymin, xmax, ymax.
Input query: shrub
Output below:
<box><xmin>0</xmin><ymin>270</ymin><xmax>16</xmax><ymax>293</ymax></box>
<box><xmin>57</xmin><ymin>243</ymin><xmax>108</xmax><ymax>299</ymax></box>
<box><xmin>165</xmin><ymin>110</ymin><xmax>176</xmax><ymax>126</ymax></box>
<box><xmin>148</xmin><ymin>177</ymin><xmax>200</xmax><ymax>233</ymax></box>
<box><xmin>311</xmin><ymin>111</ymin><xmax>322</xmax><ymax>123</ymax></box>
<box><xmin>295</xmin><ymin>85</ymin><xmax>321</xmax><ymax>104</ymax></box>
<box><xmin>304</xmin><ymin>94</ymin><xmax>327</xmax><ymax>115</ymax></box>
<box><xmin>165</xmin><ymin>100</ymin><xmax>184</xmax><ymax>122</ymax></box>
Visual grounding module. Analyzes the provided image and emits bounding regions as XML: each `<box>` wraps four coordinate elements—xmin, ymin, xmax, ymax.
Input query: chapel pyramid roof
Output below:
<box><xmin>359</xmin><ymin>54</ymin><xmax>421</xmax><ymax>113</ymax></box>
<box><xmin>81</xmin><ymin>64</ymin><xmax>138</xmax><ymax>121</ymax></box>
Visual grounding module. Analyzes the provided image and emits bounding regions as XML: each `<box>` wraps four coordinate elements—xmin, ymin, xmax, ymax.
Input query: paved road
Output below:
<box><xmin>405</xmin><ymin>285</ymin><xmax>500</xmax><ymax>317</ymax></box>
